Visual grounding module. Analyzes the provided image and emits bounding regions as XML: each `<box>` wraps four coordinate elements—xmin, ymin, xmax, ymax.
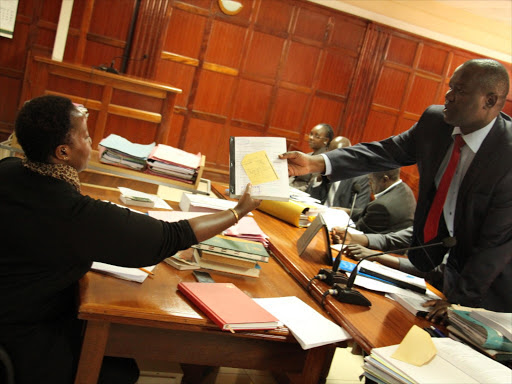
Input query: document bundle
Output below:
<box><xmin>98</xmin><ymin>134</ymin><xmax>203</xmax><ymax>184</ymax></box>
<box><xmin>191</xmin><ymin>235</ymin><xmax>269</xmax><ymax>278</ymax></box>
<box><xmin>447</xmin><ymin>307</ymin><xmax>512</xmax><ymax>361</ymax></box>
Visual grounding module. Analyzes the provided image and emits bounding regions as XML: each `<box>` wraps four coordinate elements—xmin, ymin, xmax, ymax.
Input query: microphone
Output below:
<box><xmin>97</xmin><ymin>54</ymin><xmax>148</xmax><ymax>74</ymax></box>
<box><xmin>311</xmin><ymin>183</ymin><xmax>361</xmax><ymax>287</ymax></box>
<box><xmin>323</xmin><ymin>237</ymin><xmax>456</xmax><ymax>307</ymax></box>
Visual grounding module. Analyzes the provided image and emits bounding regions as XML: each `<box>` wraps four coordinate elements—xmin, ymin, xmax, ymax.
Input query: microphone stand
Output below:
<box><xmin>310</xmin><ymin>185</ymin><xmax>360</xmax><ymax>287</ymax></box>
<box><xmin>323</xmin><ymin>238</ymin><xmax>456</xmax><ymax>307</ymax></box>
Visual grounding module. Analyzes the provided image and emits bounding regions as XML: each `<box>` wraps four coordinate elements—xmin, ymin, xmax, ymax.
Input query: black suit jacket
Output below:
<box><xmin>351</xmin><ymin>182</ymin><xmax>416</xmax><ymax>234</ymax></box>
<box><xmin>325</xmin><ymin>105</ymin><xmax>512</xmax><ymax>311</ymax></box>
<box><xmin>306</xmin><ymin>174</ymin><xmax>370</xmax><ymax>209</ymax></box>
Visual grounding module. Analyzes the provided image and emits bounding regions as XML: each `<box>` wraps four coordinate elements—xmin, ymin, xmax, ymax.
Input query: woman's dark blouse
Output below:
<box><xmin>0</xmin><ymin>157</ymin><xmax>197</xmax><ymax>325</ymax></box>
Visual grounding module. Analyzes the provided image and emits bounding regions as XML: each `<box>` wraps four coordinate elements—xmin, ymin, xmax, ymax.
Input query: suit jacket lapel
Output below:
<box><xmin>454</xmin><ymin>116</ymin><xmax>506</xmax><ymax>226</ymax></box>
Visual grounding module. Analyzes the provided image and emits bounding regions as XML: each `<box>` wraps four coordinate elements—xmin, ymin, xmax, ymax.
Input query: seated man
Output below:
<box><xmin>289</xmin><ymin>123</ymin><xmax>334</xmax><ymax>191</ymax></box>
<box><xmin>338</xmin><ymin>169</ymin><xmax>416</xmax><ymax>234</ymax></box>
<box><xmin>307</xmin><ymin>136</ymin><xmax>370</xmax><ymax>209</ymax></box>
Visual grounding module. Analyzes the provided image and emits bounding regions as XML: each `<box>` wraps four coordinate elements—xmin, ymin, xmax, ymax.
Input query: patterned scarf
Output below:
<box><xmin>22</xmin><ymin>159</ymin><xmax>81</xmax><ymax>192</ymax></box>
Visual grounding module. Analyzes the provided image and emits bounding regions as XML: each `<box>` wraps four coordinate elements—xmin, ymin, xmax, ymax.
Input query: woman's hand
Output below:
<box><xmin>234</xmin><ymin>183</ymin><xmax>261</xmax><ymax>217</ymax></box>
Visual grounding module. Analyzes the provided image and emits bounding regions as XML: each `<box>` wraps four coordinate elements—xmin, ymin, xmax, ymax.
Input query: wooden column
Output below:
<box><xmin>341</xmin><ymin>23</ymin><xmax>390</xmax><ymax>143</ymax></box>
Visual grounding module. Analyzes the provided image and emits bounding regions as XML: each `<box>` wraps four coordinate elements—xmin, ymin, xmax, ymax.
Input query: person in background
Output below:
<box><xmin>289</xmin><ymin>123</ymin><xmax>334</xmax><ymax>191</ymax></box>
<box><xmin>333</xmin><ymin>169</ymin><xmax>416</xmax><ymax>234</ymax></box>
<box><xmin>0</xmin><ymin>95</ymin><xmax>261</xmax><ymax>384</ymax></box>
<box><xmin>280</xmin><ymin>58</ymin><xmax>512</xmax><ymax>319</ymax></box>
<box><xmin>338</xmin><ymin>227</ymin><xmax>444</xmax><ymax>291</ymax></box>
<box><xmin>307</xmin><ymin>136</ymin><xmax>370</xmax><ymax>209</ymax></box>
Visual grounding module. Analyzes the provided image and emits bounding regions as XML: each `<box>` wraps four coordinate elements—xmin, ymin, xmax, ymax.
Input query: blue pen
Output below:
<box><xmin>430</xmin><ymin>325</ymin><xmax>446</xmax><ymax>338</ymax></box>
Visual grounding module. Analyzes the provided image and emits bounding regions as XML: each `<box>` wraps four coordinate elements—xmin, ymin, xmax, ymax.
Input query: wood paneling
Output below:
<box><xmin>2</xmin><ymin>0</ymin><xmax>511</xmax><ymax>194</ymax></box>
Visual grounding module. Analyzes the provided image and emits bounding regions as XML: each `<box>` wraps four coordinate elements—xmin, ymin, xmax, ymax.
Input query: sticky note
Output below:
<box><xmin>241</xmin><ymin>150</ymin><xmax>279</xmax><ymax>186</ymax></box>
<box><xmin>391</xmin><ymin>325</ymin><xmax>437</xmax><ymax>366</ymax></box>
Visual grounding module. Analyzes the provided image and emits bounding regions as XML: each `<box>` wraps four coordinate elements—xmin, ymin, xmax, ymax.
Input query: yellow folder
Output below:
<box><xmin>258</xmin><ymin>199</ymin><xmax>313</xmax><ymax>227</ymax></box>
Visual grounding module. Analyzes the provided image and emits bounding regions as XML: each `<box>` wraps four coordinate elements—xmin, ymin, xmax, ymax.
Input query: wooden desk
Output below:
<box><xmin>75</xmin><ymin>183</ymin><xmax>338</xmax><ymax>384</ymax></box>
<box><xmin>210</xmin><ymin>183</ymin><xmax>438</xmax><ymax>354</ymax></box>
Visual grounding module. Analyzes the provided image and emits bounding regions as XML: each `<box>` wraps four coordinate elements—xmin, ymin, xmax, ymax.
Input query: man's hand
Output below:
<box><xmin>344</xmin><ymin>244</ymin><xmax>376</xmax><ymax>260</ymax></box>
<box><xmin>424</xmin><ymin>299</ymin><xmax>451</xmax><ymax>324</ymax></box>
<box><xmin>279</xmin><ymin>152</ymin><xmax>326</xmax><ymax>176</ymax></box>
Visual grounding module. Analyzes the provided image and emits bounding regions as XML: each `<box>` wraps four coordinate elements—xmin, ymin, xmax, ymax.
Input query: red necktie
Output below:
<box><xmin>424</xmin><ymin>134</ymin><xmax>465</xmax><ymax>243</ymax></box>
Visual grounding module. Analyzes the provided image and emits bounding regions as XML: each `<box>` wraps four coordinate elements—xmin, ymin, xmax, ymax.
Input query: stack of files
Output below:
<box><xmin>191</xmin><ymin>235</ymin><xmax>270</xmax><ymax>278</ymax></box>
<box><xmin>363</xmin><ymin>337</ymin><xmax>512</xmax><ymax>384</ymax></box>
<box><xmin>177</xmin><ymin>282</ymin><xmax>281</xmax><ymax>332</ymax></box>
<box><xmin>98</xmin><ymin>134</ymin><xmax>155</xmax><ymax>170</ymax></box>
<box><xmin>146</xmin><ymin>144</ymin><xmax>201</xmax><ymax>184</ymax></box>
<box><xmin>447</xmin><ymin>308</ymin><xmax>512</xmax><ymax>361</ymax></box>
<box><xmin>222</xmin><ymin>216</ymin><xmax>269</xmax><ymax>246</ymax></box>
<box><xmin>179</xmin><ymin>192</ymin><xmax>237</xmax><ymax>213</ymax></box>
<box><xmin>164</xmin><ymin>248</ymin><xmax>200</xmax><ymax>270</ymax></box>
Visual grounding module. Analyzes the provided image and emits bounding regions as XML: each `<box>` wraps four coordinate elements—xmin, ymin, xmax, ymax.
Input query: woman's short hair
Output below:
<box><xmin>15</xmin><ymin>95</ymin><xmax>77</xmax><ymax>163</ymax></box>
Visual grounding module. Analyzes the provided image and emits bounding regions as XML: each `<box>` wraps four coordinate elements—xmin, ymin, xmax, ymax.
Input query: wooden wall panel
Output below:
<box><xmin>418</xmin><ymin>45</ymin><xmax>449</xmax><ymax>75</ymax></box>
<box><xmin>243</xmin><ymin>32</ymin><xmax>284</xmax><ymax>78</ymax></box>
<box><xmin>3</xmin><ymin>0</ymin><xmax>512</xmax><ymax>189</ymax></box>
<box><xmin>104</xmin><ymin>115</ymin><xmax>157</xmax><ymax>144</ymax></box>
<box><xmin>205</xmin><ymin>21</ymin><xmax>246</xmax><ymax>68</ymax></box>
<box><xmin>184</xmin><ymin>118</ymin><xmax>223</xmax><ymax>162</ymax></box>
<box><xmin>269</xmin><ymin>88</ymin><xmax>309</xmax><ymax>135</ymax></box>
<box><xmin>281</xmin><ymin>42</ymin><xmax>321</xmax><ymax>86</ymax></box>
<box><xmin>316</xmin><ymin>51</ymin><xmax>356</xmax><ymax>96</ymax></box>
<box><xmin>361</xmin><ymin>110</ymin><xmax>397</xmax><ymax>143</ymax></box>
<box><xmin>194</xmin><ymin>70</ymin><xmax>235</xmax><ymax>116</ymax></box>
<box><xmin>164</xmin><ymin>9</ymin><xmax>206</xmax><ymax>58</ymax></box>
<box><xmin>232</xmin><ymin>79</ymin><xmax>273</xmax><ymax>125</ymax></box>
<box><xmin>373</xmin><ymin>67</ymin><xmax>408</xmax><ymax>110</ymax></box>
<box><xmin>155</xmin><ymin>60</ymin><xmax>195</xmax><ymax>107</ymax></box>
<box><xmin>254</xmin><ymin>0</ymin><xmax>293</xmax><ymax>36</ymax></box>
<box><xmin>405</xmin><ymin>75</ymin><xmax>443</xmax><ymax>115</ymax></box>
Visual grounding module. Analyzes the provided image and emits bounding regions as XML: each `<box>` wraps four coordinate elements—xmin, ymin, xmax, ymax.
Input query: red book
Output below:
<box><xmin>178</xmin><ymin>282</ymin><xmax>280</xmax><ymax>332</ymax></box>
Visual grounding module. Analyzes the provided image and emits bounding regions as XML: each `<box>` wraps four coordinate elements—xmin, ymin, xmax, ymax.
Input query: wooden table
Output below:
<box><xmin>74</xmin><ymin>183</ymin><xmax>338</xmax><ymax>384</ymax></box>
<box><xmin>210</xmin><ymin>182</ymin><xmax>440</xmax><ymax>354</ymax></box>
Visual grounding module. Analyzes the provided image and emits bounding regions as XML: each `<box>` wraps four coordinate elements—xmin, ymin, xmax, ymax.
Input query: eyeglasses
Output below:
<box><xmin>309</xmin><ymin>132</ymin><xmax>327</xmax><ymax>140</ymax></box>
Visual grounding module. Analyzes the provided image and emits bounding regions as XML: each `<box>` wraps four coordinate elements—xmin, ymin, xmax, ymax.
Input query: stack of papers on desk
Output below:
<box><xmin>146</xmin><ymin>144</ymin><xmax>201</xmax><ymax>184</ymax></box>
<box><xmin>223</xmin><ymin>216</ymin><xmax>269</xmax><ymax>246</ymax></box>
<box><xmin>91</xmin><ymin>262</ymin><xmax>156</xmax><ymax>283</ymax></box>
<box><xmin>118</xmin><ymin>187</ymin><xmax>172</xmax><ymax>210</ymax></box>
<box><xmin>179</xmin><ymin>192</ymin><xmax>238</xmax><ymax>213</ymax></box>
<box><xmin>363</xmin><ymin>337</ymin><xmax>512</xmax><ymax>384</ymax></box>
<box><xmin>98</xmin><ymin>134</ymin><xmax>155</xmax><ymax>170</ymax></box>
<box><xmin>254</xmin><ymin>296</ymin><xmax>351</xmax><ymax>350</ymax></box>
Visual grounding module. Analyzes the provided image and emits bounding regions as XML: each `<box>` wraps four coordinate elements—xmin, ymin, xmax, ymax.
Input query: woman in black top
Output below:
<box><xmin>0</xmin><ymin>95</ymin><xmax>260</xmax><ymax>384</ymax></box>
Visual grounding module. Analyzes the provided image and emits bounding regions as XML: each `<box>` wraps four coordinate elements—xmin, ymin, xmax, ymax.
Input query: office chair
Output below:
<box><xmin>0</xmin><ymin>345</ymin><xmax>15</xmax><ymax>384</ymax></box>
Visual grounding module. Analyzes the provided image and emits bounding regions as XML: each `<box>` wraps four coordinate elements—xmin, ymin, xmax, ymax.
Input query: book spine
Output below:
<box><xmin>192</xmin><ymin>244</ymin><xmax>269</xmax><ymax>262</ymax></box>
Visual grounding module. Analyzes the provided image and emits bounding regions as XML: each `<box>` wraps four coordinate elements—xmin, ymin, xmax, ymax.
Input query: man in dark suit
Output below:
<box><xmin>306</xmin><ymin>136</ymin><xmax>371</xmax><ymax>209</ymax></box>
<box><xmin>280</xmin><ymin>59</ymin><xmax>511</xmax><ymax>318</ymax></box>
<box><xmin>342</xmin><ymin>169</ymin><xmax>416</xmax><ymax>234</ymax></box>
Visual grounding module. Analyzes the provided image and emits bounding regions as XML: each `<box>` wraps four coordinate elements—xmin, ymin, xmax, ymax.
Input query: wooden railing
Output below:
<box><xmin>20</xmin><ymin>56</ymin><xmax>182</xmax><ymax>148</ymax></box>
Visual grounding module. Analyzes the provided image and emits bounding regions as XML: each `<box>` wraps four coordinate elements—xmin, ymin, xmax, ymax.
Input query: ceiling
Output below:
<box><xmin>440</xmin><ymin>0</ymin><xmax>512</xmax><ymax>24</ymax></box>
